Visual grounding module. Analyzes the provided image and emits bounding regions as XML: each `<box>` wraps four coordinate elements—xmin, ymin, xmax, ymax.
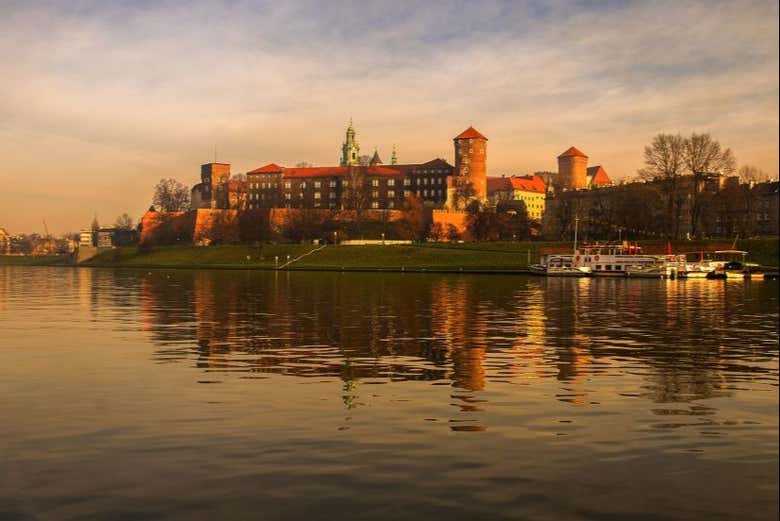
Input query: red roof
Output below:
<box><xmin>510</xmin><ymin>175</ymin><xmax>546</xmax><ymax>193</ymax></box>
<box><xmin>586</xmin><ymin>165</ymin><xmax>612</xmax><ymax>187</ymax></box>
<box><xmin>487</xmin><ymin>177</ymin><xmax>512</xmax><ymax>193</ymax></box>
<box><xmin>558</xmin><ymin>146</ymin><xmax>588</xmax><ymax>159</ymax></box>
<box><xmin>277</xmin><ymin>165</ymin><xmax>407</xmax><ymax>179</ymax></box>
<box><xmin>454</xmin><ymin>126</ymin><xmax>487</xmax><ymax>140</ymax></box>
<box><xmin>248</xmin><ymin>158</ymin><xmax>454</xmax><ymax>179</ymax></box>
<box><xmin>488</xmin><ymin>175</ymin><xmax>546</xmax><ymax>194</ymax></box>
<box><xmin>247</xmin><ymin>163</ymin><xmax>284</xmax><ymax>174</ymax></box>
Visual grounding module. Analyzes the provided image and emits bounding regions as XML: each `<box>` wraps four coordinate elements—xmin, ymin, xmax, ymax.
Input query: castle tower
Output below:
<box><xmin>453</xmin><ymin>126</ymin><xmax>488</xmax><ymax>201</ymax></box>
<box><xmin>557</xmin><ymin>147</ymin><xmax>588</xmax><ymax>190</ymax></box>
<box><xmin>340</xmin><ymin>119</ymin><xmax>360</xmax><ymax>166</ymax></box>
<box><xmin>369</xmin><ymin>149</ymin><xmax>382</xmax><ymax>166</ymax></box>
<box><xmin>391</xmin><ymin>145</ymin><xmax>398</xmax><ymax>165</ymax></box>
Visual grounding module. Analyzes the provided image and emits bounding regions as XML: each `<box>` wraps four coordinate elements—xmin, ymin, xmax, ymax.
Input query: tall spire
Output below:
<box><xmin>391</xmin><ymin>144</ymin><xmax>398</xmax><ymax>165</ymax></box>
<box><xmin>340</xmin><ymin>119</ymin><xmax>360</xmax><ymax>166</ymax></box>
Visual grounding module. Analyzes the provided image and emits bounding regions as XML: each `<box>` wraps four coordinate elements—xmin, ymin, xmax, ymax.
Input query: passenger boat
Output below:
<box><xmin>531</xmin><ymin>255</ymin><xmax>591</xmax><ymax>277</ymax></box>
<box><xmin>572</xmin><ymin>242</ymin><xmax>663</xmax><ymax>277</ymax></box>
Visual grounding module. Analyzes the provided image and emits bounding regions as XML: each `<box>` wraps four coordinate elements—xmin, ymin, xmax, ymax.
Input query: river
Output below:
<box><xmin>1</xmin><ymin>267</ymin><xmax>777</xmax><ymax>520</ymax></box>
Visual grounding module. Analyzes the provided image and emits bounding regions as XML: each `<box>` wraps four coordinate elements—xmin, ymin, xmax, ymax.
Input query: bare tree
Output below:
<box><xmin>638</xmin><ymin>133</ymin><xmax>686</xmax><ymax>239</ymax></box>
<box><xmin>738</xmin><ymin>165</ymin><xmax>769</xmax><ymax>183</ymax></box>
<box><xmin>397</xmin><ymin>195</ymin><xmax>426</xmax><ymax>241</ymax></box>
<box><xmin>342</xmin><ymin>168</ymin><xmax>371</xmax><ymax>235</ymax></box>
<box><xmin>684</xmin><ymin>133</ymin><xmax>736</xmax><ymax>238</ymax></box>
<box><xmin>152</xmin><ymin>178</ymin><xmax>191</xmax><ymax>212</ymax></box>
<box><xmin>114</xmin><ymin>213</ymin><xmax>134</xmax><ymax>230</ymax></box>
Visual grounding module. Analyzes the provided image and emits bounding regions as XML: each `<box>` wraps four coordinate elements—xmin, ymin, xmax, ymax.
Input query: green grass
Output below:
<box><xmin>292</xmin><ymin>243</ymin><xmax>533</xmax><ymax>270</ymax></box>
<box><xmin>0</xmin><ymin>255</ymin><xmax>72</xmax><ymax>266</ymax></box>
<box><xmin>81</xmin><ymin>244</ymin><xmax>321</xmax><ymax>268</ymax></box>
<box><xmin>7</xmin><ymin>237</ymin><xmax>777</xmax><ymax>271</ymax></box>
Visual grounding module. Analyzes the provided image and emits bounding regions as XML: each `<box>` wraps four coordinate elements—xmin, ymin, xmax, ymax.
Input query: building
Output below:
<box><xmin>191</xmin><ymin>163</ymin><xmax>244</xmax><ymax>210</ymax></box>
<box><xmin>0</xmin><ymin>226</ymin><xmax>10</xmax><ymax>254</ymax></box>
<box><xmin>755</xmin><ymin>181</ymin><xmax>779</xmax><ymax>236</ymax></box>
<box><xmin>242</xmin><ymin>122</ymin><xmax>484</xmax><ymax>211</ymax></box>
<box><xmin>246</xmin><ymin>159</ymin><xmax>453</xmax><ymax>210</ymax></box>
<box><xmin>79</xmin><ymin>228</ymin><xmax>95</xmax><ymax>247</ymax></box>
<box><xmin>555</xmin><ymin>146</ymin><xmax>612</xmax><ymax>191</ymax></box>
<box><xmin>487</xmin><ymin>174</ymin><xmax>547</xmax><ymax>220</ymax></box>
<box><xmin>453</xmin><ymin>126</ymin><xmax>488</xmax><ymax>201</ymax></box>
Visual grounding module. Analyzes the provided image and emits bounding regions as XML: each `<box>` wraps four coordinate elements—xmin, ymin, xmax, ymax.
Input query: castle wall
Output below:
<box><xmin>431</xmin><ymin>209</ymin><xmax>472</xmax><ymax>241</ymax></box>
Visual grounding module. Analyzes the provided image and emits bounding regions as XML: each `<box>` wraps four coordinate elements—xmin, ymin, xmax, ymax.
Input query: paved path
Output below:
<box><xmin>277</xmin><ymin>244</ymin><xmax>326</xmax><ymax>269</ymax></box>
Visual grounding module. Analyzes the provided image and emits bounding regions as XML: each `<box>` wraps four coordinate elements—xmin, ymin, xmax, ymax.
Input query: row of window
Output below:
<box><xmin>248</xmin><ymin>176</ymin><xmax>447</xmax><ymax>191</ymax></box>
<box><xmin>253</xmin><ymin>188</ymin><xmax>446</xmax><ymax>201</ymax></box>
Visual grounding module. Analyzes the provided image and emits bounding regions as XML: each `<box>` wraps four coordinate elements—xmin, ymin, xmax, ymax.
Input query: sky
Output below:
<box><xmin>0</xmin><ymin>0</ymin><xmax>777</xmax><ymax>234</ymax></box>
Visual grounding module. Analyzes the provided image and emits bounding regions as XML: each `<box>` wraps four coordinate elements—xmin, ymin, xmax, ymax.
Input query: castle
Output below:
<box><xmin>190</xmin><ymin>121</ymin><xmax>612</xmax><ymax>218</ymax></box>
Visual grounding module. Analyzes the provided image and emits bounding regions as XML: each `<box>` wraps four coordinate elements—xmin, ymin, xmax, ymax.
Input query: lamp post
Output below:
<box><xmin>573</xmin><ymin>217</ymin><xmax>580</xmax><ymax>255</ymax></box>
<box><xmin>333</xmin><ymin>231</ymin><xmax>338</xmax><ymax>245</ymax></box>
<box><xmin>381</xmin><ymin>232</ymin><xmax>385</xmax><ymax>245</ymax></box>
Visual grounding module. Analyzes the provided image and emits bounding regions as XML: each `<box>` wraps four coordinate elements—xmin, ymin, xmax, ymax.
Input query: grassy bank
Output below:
<box><xmin>6</xmin><ymin>237</ymin><xmax>777</xmax><ymax>271</ymax></box>
<box><xmin>0</xmin><ymin>255</ymin><xmax>73</xmax><ymax>266</ymax></box>
<box><xmin>80</xmin><ymin>243</ymin><xmax>536</xmax><ymax>271</ymax></box>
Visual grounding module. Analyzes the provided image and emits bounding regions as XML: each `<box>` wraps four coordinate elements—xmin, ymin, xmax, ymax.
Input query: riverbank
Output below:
<box><xmin>2</xmin><ymin>238</ymin><xmax>777</xmax><ymax>271</ymax></box>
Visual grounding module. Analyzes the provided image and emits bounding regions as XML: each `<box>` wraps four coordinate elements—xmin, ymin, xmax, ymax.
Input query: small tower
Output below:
<box><xmin>453</xmin><ymin>126</ymin><xmax>488</xmax><ymax>202</ymax></box>
<box><xmin>369</xmin><ymin>149</ymin><xmax>383</xmax><ymax>166</ymax></box>
<box><xmin>391</xmin><ymin>145</ymin><xmax>398</xmax><ymax>165</ymax></box>
<box><xmin>340</xmin><ymin>119</ymin><xmax>360</xmax><ymax>166</ymax></box>
<box><xmin>557</xmin><ymin>147</ymin><xmax>588</xmax><ymax>190</ymax></box>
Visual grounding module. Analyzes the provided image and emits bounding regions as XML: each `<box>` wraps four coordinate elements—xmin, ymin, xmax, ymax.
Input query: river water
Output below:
<box><xmin>0</xmin><ymin>266</ymin><xmax>777</xmax><ymax>520</ymax></box>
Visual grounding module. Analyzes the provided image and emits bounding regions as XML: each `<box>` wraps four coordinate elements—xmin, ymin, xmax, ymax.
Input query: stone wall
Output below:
<box><xmin>431</xmin><ymin>209</ymin><xmax>472</xmax><ymax>241</ymax></box>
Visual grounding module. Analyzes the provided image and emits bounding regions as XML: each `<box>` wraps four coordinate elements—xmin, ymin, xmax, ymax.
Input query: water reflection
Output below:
<box><xmin>1</xmin><ymin>267</ymin><xmax>777</xmax><ymax>521</ymax></box>
<box><xmin>129</xmin><ymin>269</ymin><xmax>780</xmax><ymax>431</ymax></box>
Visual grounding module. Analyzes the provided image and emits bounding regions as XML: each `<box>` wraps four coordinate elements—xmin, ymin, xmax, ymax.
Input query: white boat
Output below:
<box><xmin>531</xmin><ymin>254</ymin><xmax>592</xmax><ymax>277</ymax></box>
<box><xmin>572</xmin><ymin>243</ymin><xmax>663</xmax><ymax>277</ymax></box>
<box><xmin>706</xmin><ymin>251</ymin><xmax>758</xmax><ymax>280</ymax></box>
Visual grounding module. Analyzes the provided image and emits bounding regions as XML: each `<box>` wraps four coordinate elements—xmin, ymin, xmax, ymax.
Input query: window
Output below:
<box><xmin>343</xmin><ymin>180</ymin><xmax>349</xmax><ymax>187</ymax></box>
<box><xmin>404</xmin><ymin>190</ymin><xmax>411</xmax><ymax>197</ymax></box>
<box><xmin>388</xmin><ymin>179</ymin><xmax>395</xmax><ymax>187</ymax></box>
<box><xmin>301</xmin><ymin>182</ymin><xmax>307</xmax><ymax>189</ymax></box>
<box><xmin>314</xmin><ymin>181</ymin><xmax>321</xmax><ymax>188</ymax></box>
<box><xmin>371</xmin><ymin>202</ymin><xmax>379</xmax><ymax>209</ymax></box>
<box><xmin>314</xmin><ymin>192</ymin><xmax>321</xmax><ymax>199</ymax></box>
<box><xmin>329</xmin><ymin>180</ymin><xmax>336</xmax><ymax>188</ymax></box>
<box><xmin>388</xmin><ymin>201</ymin><xmax>395</xmax><ymax>208</ymax></box>
<box><xmin>285</xmin><ymin>193</ymin><xmax>291</xmax><ymax>200</ymax></box>
<box><xmin>387</xmin><ymin>190</ymin><xmax>395</xmax><ymax>198</ymax></box>
<box><xmin>596</xmin><ymin>265</ymin><xmax>602</xmax><ymax>270</ymax></box>
<box><xmin>372</xmin><ymin>190</ymin><xmax>379</xmax><ymax>198</ymax></box>
<box><xmin>372</xmin><ymin>179</ymin><xmax>379</xmax><ymax>187</ymax></box>
<box><xmin>423</xmin><ymin>189</ymin><xmax>428</xmax><ymax>197</ymax></box>
<box><xmin>329</xmin><ymin>192</ymin><xmax>336</xmax><ymax>199</ymax></box>
<box><xmin>403</xmin><ymin>178</ymin><xmax>410</xmax><ymax>186</ymax></box>
<box><xmin>284</xmin><ymin>181</ymin><xmax>291</xmax><ymax>189</ymax></box>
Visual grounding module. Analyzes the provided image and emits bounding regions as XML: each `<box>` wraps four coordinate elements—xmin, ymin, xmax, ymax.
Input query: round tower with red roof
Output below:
<box><xmin>557</xmin><ymin>146</ymin><xmax>588</xmax><ymax>190</ymax></box>
<box><xmin>453</xmin><ymin>126</ymin><xmax>488</xmax><ymax>201</ymax></box>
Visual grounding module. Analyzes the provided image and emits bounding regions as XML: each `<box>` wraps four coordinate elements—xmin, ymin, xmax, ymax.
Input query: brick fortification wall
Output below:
<box><xmin>140</xmin><ymin>208</ymin><xmax>407</xmax><ymax>245</ymax></box>
<box><xmin>140</xmin><ymin>210</ymin><xmax>196</xmax><ymax>246</ymax></box>
<box><xmin>431</xmin><ymin>209</ymin><xmax>472</xmax><ymax>241</ymax></box>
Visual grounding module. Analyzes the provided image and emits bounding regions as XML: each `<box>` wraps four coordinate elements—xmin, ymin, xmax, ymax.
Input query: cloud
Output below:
<box><xmin>0</xmin><ymin>0</ymin><xmax>777</xmax><ymax>232</ymax></box>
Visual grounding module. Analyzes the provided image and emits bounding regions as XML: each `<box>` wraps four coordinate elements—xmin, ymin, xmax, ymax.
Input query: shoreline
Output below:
<box><xmin>2</xmin><ymin>239</ymin><xmax>777</xmax><ymax>273</ymax></box>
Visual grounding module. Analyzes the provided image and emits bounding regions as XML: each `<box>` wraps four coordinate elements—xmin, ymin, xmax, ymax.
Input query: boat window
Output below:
<box><xmin>606</xmin><ymin>265</ymin><xmax>612</xmax><ymax>270</ymax></box>
<box><xmin>596</xmin><ymin>265</ymin><xmax>602</xmax><ymax>270</ymax></box>
<box><xmin>615</xmin><ymin>265</ymin><xmax>621</xmax><ymax>270</ymax></box>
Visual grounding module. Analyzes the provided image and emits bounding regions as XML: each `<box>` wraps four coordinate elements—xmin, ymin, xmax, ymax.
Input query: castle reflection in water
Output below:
<box><xmin>116</xmin><ymin>270</ymin><xmax>771</xmax><ymax>409</ymax></box>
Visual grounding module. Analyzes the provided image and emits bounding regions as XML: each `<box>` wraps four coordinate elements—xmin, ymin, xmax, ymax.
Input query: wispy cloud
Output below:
<box><xmin>0</xmin><ymin>0</ymin><xmax>777</xmax><ymax>232</ymax></box>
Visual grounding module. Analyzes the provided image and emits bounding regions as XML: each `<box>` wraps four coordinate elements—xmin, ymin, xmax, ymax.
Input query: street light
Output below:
<box><xmin>381</xmin><ymin>232</ymin><xmax>385</xmax><ymax>245</ymax></box>
<box><xmin>334</xmin><ymin>230</ymin><xmax>338</xmax><ymax>244</ymax></box>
